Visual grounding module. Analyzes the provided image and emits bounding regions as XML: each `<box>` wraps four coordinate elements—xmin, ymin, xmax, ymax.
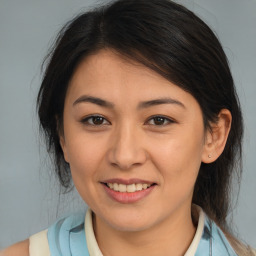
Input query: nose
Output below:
<box><xmin>107</xmin><ymin>123</ymin><xmax>147</xmax><ymax>170</ymax></box>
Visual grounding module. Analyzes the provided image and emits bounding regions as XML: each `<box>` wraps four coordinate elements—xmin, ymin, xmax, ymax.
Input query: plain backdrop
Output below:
<box><xmin>0</xmin><ymin>0</ymin><xmax>255</xmax><ymax>249</ymax></box>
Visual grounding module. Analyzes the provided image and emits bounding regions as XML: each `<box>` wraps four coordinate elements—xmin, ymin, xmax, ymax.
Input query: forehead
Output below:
<box><xmin>70</xmin><ymin>50</ymin><xmax>170</xmax><ymax>89</ymax></box>
<box><xmin>66</xmin><ymin>49</ymin><xmax>198</xmax><ymax>108</ymax></box>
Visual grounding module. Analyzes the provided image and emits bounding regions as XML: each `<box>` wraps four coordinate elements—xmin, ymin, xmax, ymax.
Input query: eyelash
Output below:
<box><xmin>81</xmin><ymin>115</ymin><xmax>111</xmax><ymax>126</ymax></box>
<box><xmin>146</xmin><ymin>115</ymin><xmax>175</xmax><ymax>126</ymax></box>
<box><xmin>81</xmin><ymin>115</ymin><xmax>175</xmax><ymax>127</ymax></box>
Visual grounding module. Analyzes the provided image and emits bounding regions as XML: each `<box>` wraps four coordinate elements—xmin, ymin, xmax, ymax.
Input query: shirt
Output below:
<box><xmin>29</xmin><ymin>206</ymin><xmax>238</xmax><ymax>256</ymax></box>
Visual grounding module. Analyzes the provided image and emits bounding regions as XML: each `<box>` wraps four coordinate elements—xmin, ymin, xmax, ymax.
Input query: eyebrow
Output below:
<box><xmin>137</xmin><ymin>98</ymin><xmax>185</xmax><ymax>109</ymax></box>
<box><xmin>73</xmin><ymin>95</ymin><xmax>185</xmax><ymax>109</ymax></box>
<box><xmin>73</xmin><ymin>95</ymin><xmax>115</xmax><ymax>108</ymax></box>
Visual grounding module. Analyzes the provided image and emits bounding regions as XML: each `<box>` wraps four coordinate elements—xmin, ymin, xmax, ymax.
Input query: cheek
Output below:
<box><xmin>150</xmin><ymin>128</ymin><xmax>204</xmax><ymax>188</ymax></box>
<box><xmin>65</xmin><ymin>134</ymin><xmax>104</xmax><ymax>182</ymax></box>
<box><xmin>65</xmin><ymin>136</ymin><xmax>105</xmax><ymax>206</ymax></box>
<box><xmin>152</xmin><ymin>142</ymin><xmax>202</xmax><ymax>207</ymax></box>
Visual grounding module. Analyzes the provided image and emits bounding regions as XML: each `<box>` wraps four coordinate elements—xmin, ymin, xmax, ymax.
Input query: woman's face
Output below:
<box><xmin>60</xmin><ymin>49</ymin><xmax>209</xmax><ymax>232</ymax></box>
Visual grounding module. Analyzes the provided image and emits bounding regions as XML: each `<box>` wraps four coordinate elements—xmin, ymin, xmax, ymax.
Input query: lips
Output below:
<box><xmin>101</xmin><ymin>178</ymin><xmax>156</xmax><ymax>203</ymax></box>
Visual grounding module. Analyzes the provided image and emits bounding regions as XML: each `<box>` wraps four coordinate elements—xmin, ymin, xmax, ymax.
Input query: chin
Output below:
<box><xmin>101</xmin><ymin>211</ymin><xmax>157</xmax><ymax>232</ymax></box>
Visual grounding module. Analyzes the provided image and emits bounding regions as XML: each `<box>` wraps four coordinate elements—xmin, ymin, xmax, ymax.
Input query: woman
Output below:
<box><xmin>2</xmin><ymin>0</ymin><xmax>255</xmax><ymax>255</ymax></box>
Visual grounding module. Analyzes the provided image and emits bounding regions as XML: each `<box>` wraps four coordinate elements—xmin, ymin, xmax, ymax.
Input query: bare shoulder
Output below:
<box><xmin>0</xmin><ymin>239</ymin><xmax>29</xmax><ymax>256</ymax></box>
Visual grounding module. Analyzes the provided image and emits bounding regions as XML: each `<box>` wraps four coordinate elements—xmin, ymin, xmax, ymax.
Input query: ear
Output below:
<box><xmin>201</xmin><ymin>109</ymin><xmax>232</xmax><ymax>163</ymax></box>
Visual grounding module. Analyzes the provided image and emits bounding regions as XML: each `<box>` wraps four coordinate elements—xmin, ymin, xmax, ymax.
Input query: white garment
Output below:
<box><xmin>29</xmin><ymin>229</ymin><xmax>50</xmax><ymax>256</ymax></box>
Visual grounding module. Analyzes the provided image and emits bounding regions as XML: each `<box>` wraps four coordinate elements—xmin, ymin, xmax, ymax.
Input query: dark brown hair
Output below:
<box><xmin>37</xmin><ymin>0</ymin><xmax>243</xmax><ymax>229</ymax></box>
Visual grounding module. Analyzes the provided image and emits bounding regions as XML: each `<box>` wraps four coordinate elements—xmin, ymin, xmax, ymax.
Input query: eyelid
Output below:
<box><xmin>81</xmin><ymin>114</ymin><xmax>111</xmax><ymax>125</ymax></box>
<box><xmin>145</xmin><ymin>115</ymin><xmax>176</xmax><ymax>126</ymax></box>
<box><xmin>80</xmin><ymin>114</ymin><xmax>175</xmax><ymax>126</ymax></box>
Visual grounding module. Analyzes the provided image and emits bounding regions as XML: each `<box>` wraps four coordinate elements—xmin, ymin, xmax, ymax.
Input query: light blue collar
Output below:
<box><xmin>195</xmin><ymin>214</ymin><xmax>238</xmax><ymax>256</ymax></box>
<box><xmin>47</xmin><ymin>210</ymin><xmax>237</xmax><ymax>256</ymax></box>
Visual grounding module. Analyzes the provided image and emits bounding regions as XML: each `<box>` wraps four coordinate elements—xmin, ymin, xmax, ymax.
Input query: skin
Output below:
<box><xmin>3</xmin><ymin>49</ymin><xmax>231</xmax><ymax>255</ymax></box>
<box><xmin>0</xmin><ymin>240</ymin><xmax>29</xmax><ymax>256</ymax></box>
<box><xmin>60</xmin><ymin>49</ymin><xmax>231</xmax><ymax>256</ymax></box>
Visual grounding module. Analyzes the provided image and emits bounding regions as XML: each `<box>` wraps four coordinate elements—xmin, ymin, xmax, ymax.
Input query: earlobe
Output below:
<box><xmin>201</xmin><ymin>129</ymin><xmax>215</xmax><ymax>163</ymax></box>
<box><xmin>202</xmin><ymin>109</ymin><xmax>232</xmax><ymax>163</ymax></box>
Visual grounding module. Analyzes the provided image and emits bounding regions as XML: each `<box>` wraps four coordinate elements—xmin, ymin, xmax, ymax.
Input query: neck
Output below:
<box><xmin>94</xmin><ymin>205</ymin><xmax>196</xmax><ymax>256</ymax></box>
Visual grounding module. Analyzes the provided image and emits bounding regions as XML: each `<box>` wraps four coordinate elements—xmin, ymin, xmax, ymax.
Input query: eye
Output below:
<box><xmin>146</xmin><ymin>115</ymin><xmax>174</xmax><ymax>126</ymax></box>
<box><xmin>81</xmin><ymin>115</ymin><xmax>110</xmax><ymax>126</ymax></box>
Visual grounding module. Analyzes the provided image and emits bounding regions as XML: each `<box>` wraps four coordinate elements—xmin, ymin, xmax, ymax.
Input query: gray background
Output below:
<box><xmin>0</xmin><ymin>0</ymin><xmax>255</xmax><ymax>249</ymax></box>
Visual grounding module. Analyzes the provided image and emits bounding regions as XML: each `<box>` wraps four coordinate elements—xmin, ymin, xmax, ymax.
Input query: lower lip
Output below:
<box><xmin>102</xmin><ymin>184</ymin><xmax>156</xmax><ymax>204</ymax></box>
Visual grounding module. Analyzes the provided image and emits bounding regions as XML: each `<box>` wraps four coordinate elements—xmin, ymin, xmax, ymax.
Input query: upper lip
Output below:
<box><xmin>101</xmin><ymin>178</ymin><xmax>156</xmax><ymax>185</ymax></box>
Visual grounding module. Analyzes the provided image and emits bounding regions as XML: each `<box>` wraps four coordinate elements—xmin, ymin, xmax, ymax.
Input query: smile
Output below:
<box><xmin>106</xmin><ymin>183</ymin><xmax>152</xmax><ymax>193</ymax></box>
<box><xmin>101</xmin><ymin>179</ymin><xmax>156</xmax><ymax>204</ymax></box>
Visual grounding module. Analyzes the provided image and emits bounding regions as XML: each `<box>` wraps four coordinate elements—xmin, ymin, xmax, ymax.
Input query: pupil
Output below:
<box><xmin>93</xmin><ymin>117</ymin><xmax>103</xmax><ymax>125</ymax></box>
<box><xmin>154</xmin><ymin>117</ymin><xmax>164</xmax><ymax>125</ymax></box>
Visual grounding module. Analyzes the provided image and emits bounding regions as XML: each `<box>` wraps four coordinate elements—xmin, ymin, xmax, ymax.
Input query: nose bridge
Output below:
<box><xmin>108</xmin><ymin>120</ymin><xmax>147</xmax><ymax>169</ymax></box>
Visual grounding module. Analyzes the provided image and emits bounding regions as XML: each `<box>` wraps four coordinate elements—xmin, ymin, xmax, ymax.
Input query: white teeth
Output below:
<box><xmin>142</xmin><ymin>184</ymin><xmax>148</xmax><ymax>189</ymax></box>
<box><xmin>136</xmin><ymin>184</ymin><xmax>143</xmax><ymax>191</ymax></box>
<box><xmin>113</xmin><ymin>183</ymin><xmax>119</xmax><ymax>191</ymax></box>
<box><xmin>108</xmin><ymin>183</ymin><xmax>114</xmax><ymax>189</ymax></box>
<box><xmin>119</xmin><ymin>184</ymin><xmax>126</xmax><ymax>192</ymax></box>
<box><xmin>107</xmin><ymin>183</ymin><xmax>152</xmax><ymax>192</ymax></box>
<box><xmin>127</xmin><ymin>184</ymin><xmax>136</xmax><ymax>193</ymax></box>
